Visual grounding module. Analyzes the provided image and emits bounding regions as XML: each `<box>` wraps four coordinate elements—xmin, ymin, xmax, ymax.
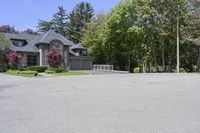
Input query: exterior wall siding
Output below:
<box><xmin>63</xmin><ymin>46</ymin><xmax>69</xmax><ymax>66</ymax></box>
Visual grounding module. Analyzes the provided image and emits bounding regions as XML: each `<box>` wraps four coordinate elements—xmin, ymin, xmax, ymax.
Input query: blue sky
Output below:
<box><xmin>0</xmin><ymin>0</ymin><xmax>120</xmax><ymax>31</ymax></box>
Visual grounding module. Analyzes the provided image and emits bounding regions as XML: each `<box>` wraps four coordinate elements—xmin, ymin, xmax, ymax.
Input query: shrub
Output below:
<box><xmin>4</xmin><ymin>51</ymin><xmax>21</xmax><ymax>69</ymax></box>
<box><xmin>45</xmin><ymin>68</ymin><xmax>63</xmax><ymax>74</ymax></box>
<box><xmin>133</xmin><ymin>67</ymin><xmax>140</xmax><ymax>73</ymax></box>
<box><xmin>26</xmin><ymin>66</ymin><xmax>48</xmax><ymax>72</ymax></box>
<box><xmin>47</xmin><ymin>49</ymin><xmax>63</xmax><ymax>68</ymax></box>
<box><xmin>180</xmin><ymin>68</ymin><xmax>186</xmax><ymax>73</ymax></box>
<box><xmin>0</xmin><ymin>63</ymin><xmax>7</xmax><ymax>72</ymax></box>
<box><xmin>192</xmin><ymin>65</ymin><xmax>197</xmax><ymax>72</ymax></box>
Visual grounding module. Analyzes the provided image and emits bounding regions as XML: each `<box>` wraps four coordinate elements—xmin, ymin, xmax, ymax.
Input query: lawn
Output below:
<box><xmin>5</xmin><ymin>70</ymin><xmax>38</xmax><ymax>77</ymax></box>
<box><xmin>5</xmin><ymin>72</ymin><xmax>35</xmax><ymax>77</ymax></box>
<box><xmin>51</xmin><ymin>71</ymin><xmax>88</xmax><ymax>76</ymax></box>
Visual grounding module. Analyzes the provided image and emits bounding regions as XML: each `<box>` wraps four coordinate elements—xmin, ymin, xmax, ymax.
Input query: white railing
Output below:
<box><xmin>93</xmin><ymin>64</ymin><xmax>114</xmax><ymax>71</ymax></box>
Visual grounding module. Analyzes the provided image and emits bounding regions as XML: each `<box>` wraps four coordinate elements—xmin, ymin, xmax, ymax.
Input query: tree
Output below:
<box><xmin>52</xmin><ymin>6</ymin><xmax>68</xmax><ymax>36</ymax></box>
<box><xmin>0</xmin><ymin>33</ymin><xmax>12</xmax><ymax>71</ymax></box>
<box><xmin>22</xmin><ymin>29</ymin><xmax>37</xmax><ymax>35</ymax></box>
<box><xmin>0</xmin><ymin>33</ymin><xmax>12</xmax><ymax>52</ymax></box>
<box><xmin>101</xmin><ymin>0</ymin><xmax>143</xmax><ymax>70</ymax></box>
<box><xmin>37</xmin><ymin>20</ymin><xmax>54</xmax><ymax>33</ymax></box>
<box><xmin>0</xmin><ymin>25</ymin><xmax>18</xmax><ymax>33</ymax></box>
<box><xmin>67</xmin><ymin>2</ymin><xmax>94</xmax><ymax>43</ymax></box>
<box><xmin>81</xmin><ymin>13</ymin><xmax>107</xmax><ymax>64</ymax></box>
<box><xmin>47</xmin><ymin>49</ymin><xmax>63</xmax><ymax>68</ymax></box>
<box><xmin>4</xmin><ymin>51</ymin><xmax>22</xmax><ymax>69</ymax></box>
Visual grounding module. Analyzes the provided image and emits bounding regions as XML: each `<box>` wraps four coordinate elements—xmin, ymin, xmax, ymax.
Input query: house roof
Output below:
<box><xmin>3</xmin><ymin>32</ymin><xmax>39</xmax><ymax>53</ymax></box>
<box><xmin>2</xmin><ymin>30</ymin><xmax>86</xmax><ymax>53</ymax></box>
<box><xmin>29</xmin><ymin>30</ymin><xmax>74</xmax><ymax>46</ymax></box>
<box><xmin>4</xmin><ymin>32</ymin><xmax>37</xmax><ymax>43</ymax></box>
<box><xmin>70</xmin><ymin>43</ymin><xmax>86</xmax><ymax>50</ymax></box>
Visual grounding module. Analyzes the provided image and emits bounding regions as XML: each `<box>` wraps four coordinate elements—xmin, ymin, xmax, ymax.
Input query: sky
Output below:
<box><xmin>0</xmin><ymin>0</ymin><xmax>120</xmax><ymax>31</ymax></box>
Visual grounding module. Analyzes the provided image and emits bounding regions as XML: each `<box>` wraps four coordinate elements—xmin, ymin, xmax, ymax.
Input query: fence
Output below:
<box><xmin>93</xmin><ymin>64</ymin><xmax>114</xmax><ymax>71</ymax></box>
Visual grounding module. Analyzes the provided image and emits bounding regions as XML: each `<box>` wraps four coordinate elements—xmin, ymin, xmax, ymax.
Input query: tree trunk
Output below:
<box><xmin>162</xmin><ymin>38</ymin><xmax>165</xmax><ymax>72</ymax></box>
<box><xmin>153</xmin><ymin>47</ymin><xmax>158</xmax><ymax>72</ymax></box>
<box><xmin>197</xmin><ymin>47</ymin><xmax>200</xmax><ymax>72</ymax></box>
<box><xmin>127</xmin><ymin>53</ymin><xmax>131</xmax><ymax>72</ymax></box>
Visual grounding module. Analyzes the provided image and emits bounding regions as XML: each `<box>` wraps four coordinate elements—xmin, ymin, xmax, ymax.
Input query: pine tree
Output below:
<box><xmin>37</xmin><ymin>20</ymin><xmax>54</xmax><ymax>33</ymax></box>
<box><xmin>52</xmin><ymin>6</ymin><xmax>68</xmax><ymax>36</ymax></box>
<box><xmin>67</xmin><ymin>2</ymin><xmax>94</xmax><ymax>43</ymax></box>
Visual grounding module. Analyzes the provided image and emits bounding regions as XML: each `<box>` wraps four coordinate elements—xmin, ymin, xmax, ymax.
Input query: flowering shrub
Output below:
<box><xmin>5</xmin><ymin>51</ymin><xmax>22</xmax><ymax>69</ymax></box>
<box><xmin>47</xmin><ymin>49</ymin><xmax>63</xmax><ymax>68</ymax></box>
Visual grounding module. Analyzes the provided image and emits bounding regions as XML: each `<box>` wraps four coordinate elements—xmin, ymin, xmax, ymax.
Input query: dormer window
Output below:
<box><xmin>11</xmin><ymin>39</ymin><xmax>27</xmax><ymax>47</ymax></box>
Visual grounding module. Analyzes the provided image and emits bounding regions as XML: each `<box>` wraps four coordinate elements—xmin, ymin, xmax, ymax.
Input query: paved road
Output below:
<box><xmin>0</xmin><ymin>73</ymin><xmax>200</xmax><ymax>133</ymax></box>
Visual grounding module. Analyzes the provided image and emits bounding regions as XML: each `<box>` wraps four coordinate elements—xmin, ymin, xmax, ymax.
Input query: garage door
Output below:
<box><xmin>70</xmin><ymin>56</ymin><xmax>92</xmax><ymax>70</ymax></box>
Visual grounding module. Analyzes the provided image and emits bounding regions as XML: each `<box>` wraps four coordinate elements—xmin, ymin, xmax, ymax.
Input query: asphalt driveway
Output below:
<box><xmin>0</xmin><ymin>73</ymin><xmax>200</xmax><ymax>133</ymax></box>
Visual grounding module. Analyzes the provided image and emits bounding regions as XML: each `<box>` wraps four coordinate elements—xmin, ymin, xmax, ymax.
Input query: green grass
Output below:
<box><xmin>5</xmin><ymin>72</ymin><xmax>34</xmax><ymax>77</ymax></box>
<box><xmin>51</xmin><ymin>71</ymin><xmax>88</xmax><ymax>76</ymax></box>
<box><xmin>5</xmin><ymin>70</ymin><xmax>38</xmax><ymax>78</ymax></box>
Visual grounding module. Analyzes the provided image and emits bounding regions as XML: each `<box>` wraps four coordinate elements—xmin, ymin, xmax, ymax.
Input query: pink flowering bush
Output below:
<box><xmin>47</xmin><ymin>49</ymin><xmax>63</xmax><ymax>68</ymax></box>
<box><xmin>5</xmin><ymin>51</ymin><xmax>22</xmax><ymax>69</ymax></box>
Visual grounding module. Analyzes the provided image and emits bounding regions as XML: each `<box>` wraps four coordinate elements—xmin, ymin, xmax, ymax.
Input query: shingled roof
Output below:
<box><xmin>3</xmin><ymin>30</ymin><xmax>86</xmax><ymax>53</ymax></box>
<box><xmin>28</xmin><ymin>30</ymin><xmax>74</xmax><ymax>46</ymax></box>
<box><xmin>4</xmin><ymin>32</ymin><xmax>37</xmax><ymax>43</ymax></box>
<box><xmin>70</xmin><ymin>43</ymin><xmax>86</xmax><ymax>50</ymax></box>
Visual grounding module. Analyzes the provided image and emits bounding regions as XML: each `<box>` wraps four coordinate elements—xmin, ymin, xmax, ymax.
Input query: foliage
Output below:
<box><xmin>45</xmin><ymin>68</ymin><xmax>64</xmax><ymax>73</ymax></box>
<box><xmin>133</xmin><ymin>67</ymin><xmax>140</xmax><ymax>73</ymax></box>
<box><xmin>180</xmin><ymin>68</ymin><xmax>187</xmax><ymax>73</ymax></box>
<box><xmin>0</xmin><ymin>33</ymin><xmax>12</xmax><ymax>71</ymax></box>
<box><xmin>0</xmin><ymin>25</ymin><xmax>18</xmax><ymax>33</ymax></box>
<box><xmin>22</xmin><ymin>29</ymin><xmax>37</xmax><ymax>35</ymax></box>
<box><xmin>26</xmin><ymin>66</ymin><xmax>48</xmax><ymax>73</ymax></box>
<box><xmin>0</xmin><ymin>33</ymin><xmax>12</xmax><ymax>52</ymax></box>
<box><xmin>52</xmin><ymin>6</ymin><xmax>68</xmax><ymax>36</ymax></box>
<box><xmin>37</xmin><ymin>20</ymin><xmax>54</xmax><ymax>33</ymax></box>
<box><xmin>47</xmin><ymin>49</ymin><xmax>63</xmax><ymax>68</ymax></box>
<box><xmin>82</xmin><ymin>0</ymin><xmax>200</xmax><ymax>72</ymax></box>
<box><xmin>67</xmin><ymin>2</ymin><xmax>94</xmax><ymax>43</ymax></box>
<box><xmin>81</xmin><ymin>13</ymin><xmax>107</xmax><ymax>64</ymax></box>
<box><xmin>4</xmin><ymin>51</ymin><xmax>22</xmax><ymax>69</ymax></box>
<box><xmin>6</xmin><ymin>70</ymin><xmax>37</xmax><ymax>77</ymax></box>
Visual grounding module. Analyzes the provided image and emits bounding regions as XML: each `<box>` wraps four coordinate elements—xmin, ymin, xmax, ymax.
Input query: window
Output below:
<box><xmin>11</xmin><ymin>40</ymin><xmax>27</xmax><ymax>47</ymax></box>
<box><xmin>27</xmin><ymin>55</ymin><xmax>37</xmax><ymax>66</ymax></box>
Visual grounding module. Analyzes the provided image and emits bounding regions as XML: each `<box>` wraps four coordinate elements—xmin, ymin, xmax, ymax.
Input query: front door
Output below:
<box><xmin>27</xmin><ymin>55</ymin><xmax>37</xmax><ymax>66</ymax></box>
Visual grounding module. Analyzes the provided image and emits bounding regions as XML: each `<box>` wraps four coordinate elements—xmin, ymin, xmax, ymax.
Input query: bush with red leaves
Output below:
<box><xmin>47</xmin><ymin>49</ymin><xmax>63</xmax><ymax>68</ymax></box>
<box><xmin>5</xmin><ymin>51</ymin><xmax>22</xmax><ymax>69</ymax></box>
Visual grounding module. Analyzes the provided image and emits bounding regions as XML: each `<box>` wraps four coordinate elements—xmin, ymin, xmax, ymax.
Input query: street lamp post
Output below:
<box><xmin>177</xmin><ymin>5</ymin><xmax>180</xmax><ymax>73</ymax></box>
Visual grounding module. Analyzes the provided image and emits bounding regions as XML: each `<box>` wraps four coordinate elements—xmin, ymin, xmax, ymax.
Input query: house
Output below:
<box><xmin>3</xmin><ymin>30</ymin><xmax>92</xmax><ymax>70</ymax></box>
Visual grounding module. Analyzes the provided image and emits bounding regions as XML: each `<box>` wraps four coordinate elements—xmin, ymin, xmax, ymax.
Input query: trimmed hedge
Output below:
<box><xmin>26</xmin><ymin>66</ymin><xmax>48</xmax><ymax>72</ymax></box>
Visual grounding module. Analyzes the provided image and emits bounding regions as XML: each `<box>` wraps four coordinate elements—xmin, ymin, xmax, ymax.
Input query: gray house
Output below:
<box><xmin>4</xmin><ymin>30</ymin><xmax>92</xmax><ymax>70</ymax></box>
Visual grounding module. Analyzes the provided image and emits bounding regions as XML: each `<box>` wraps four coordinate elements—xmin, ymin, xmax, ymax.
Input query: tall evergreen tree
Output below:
<box><xmin>52</xmin><ymin>6</ymin><xmax>68</xmax><ymax>36</ymax></box>
<box><xmin>37</xmin><ymin>20</ymin><xmax>54</xmax><ymax>33</ymax></box>
<box><xmin>67</xmin><ymin>2</ymin><xmax>94</xmax><ymax>43</ymax></box>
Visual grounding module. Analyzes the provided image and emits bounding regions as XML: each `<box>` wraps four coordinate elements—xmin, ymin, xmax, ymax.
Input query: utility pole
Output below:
<box><xmin>177</xmin><ymin>5</ymin><xmax>180</xmax><ymax>73</ymax></box>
